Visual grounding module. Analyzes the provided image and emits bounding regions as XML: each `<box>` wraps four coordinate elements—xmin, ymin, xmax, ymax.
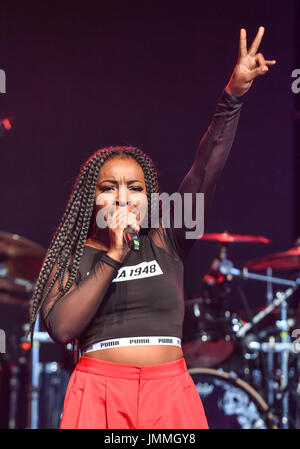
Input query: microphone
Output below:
<box><xmin>109</xmin><ymin>203</ymin><xmax>140</xmax><ymax>251</ymax></box>
<box><xmin>123</xmin><ymin>226</ymin><xmax>140</xmax><ymax>251</ymax></box>
<box><xmin>122</xmin><ymin>202</ymin><xmax>140</xmax><ymax>251</ymax></box>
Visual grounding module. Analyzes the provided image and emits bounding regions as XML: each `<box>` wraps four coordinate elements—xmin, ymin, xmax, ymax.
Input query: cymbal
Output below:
<box><xmin>0</xmin><ymin>277</ymin><xmax>33</xmax><ymax>307</ymax></box>
<box><xmin>198</xmin><ymin>231</ymin><xmax>270</xmax><ymax>244</ymax></box>
<box><xmin>3</xmin><ymin>257</ymin><xmax>44</xmax><ymax>282</ymax></box>
<box><xmin>0</xmin><ymin>231</ymin><xmax>46</xmax><ymax>306</ymax></box>
<box><xmin>245</xmin><ymin>246</ymin><xmax>300</xmax><ymax>271</ymax></box>
<box><xmin>0</xmin><ymin>231</ymin><xmax>46</xmax><ymax>260</ymax></box>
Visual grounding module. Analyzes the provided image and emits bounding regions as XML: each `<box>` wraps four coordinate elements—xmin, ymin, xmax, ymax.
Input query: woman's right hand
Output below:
<box><xmin>105</xmin><ymin>204</ymin><xmax>140</xmax><ymax>262</ymax></box>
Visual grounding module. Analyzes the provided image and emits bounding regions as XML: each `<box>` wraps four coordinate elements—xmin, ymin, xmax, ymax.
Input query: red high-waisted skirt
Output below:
<box><xmin>59</xmin><ymin>355</ymin><xmax>209</xmax><ymax>429</ymax></box>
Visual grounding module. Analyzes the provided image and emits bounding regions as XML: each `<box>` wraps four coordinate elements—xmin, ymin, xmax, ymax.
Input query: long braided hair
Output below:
<box><xmin>26</xmin><ymin>145</ymin><xmax>160</xmax><ymax>349</ymax></box>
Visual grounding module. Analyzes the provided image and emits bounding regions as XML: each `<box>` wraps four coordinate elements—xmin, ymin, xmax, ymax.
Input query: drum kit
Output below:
<box><xmin>0</xmin><ymin>231</ymin><xmax>73</xmax><ymax>429</ymax></box>
<box><xmin>0</xmin><ymin>229</ymin><xmax>300</xmax><ymax>429</ymax></box>
<box><xmin>183</xmin><ymin>231</ymin><xmax>300</xmax><ymax>429</ymax></box>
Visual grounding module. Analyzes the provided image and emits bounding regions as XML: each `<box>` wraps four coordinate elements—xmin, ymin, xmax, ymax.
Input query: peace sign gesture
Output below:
<box><xmin>226</xmin><ymin>27</ymin><xmax>276</xmax><ymax>97</ymax></box>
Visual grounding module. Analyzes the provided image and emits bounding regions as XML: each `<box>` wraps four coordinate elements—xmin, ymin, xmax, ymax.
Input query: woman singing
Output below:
<box><xmin>27</xmin><ymin>27</ymin><xmax>275</xmax><ymax>429</ymax></box>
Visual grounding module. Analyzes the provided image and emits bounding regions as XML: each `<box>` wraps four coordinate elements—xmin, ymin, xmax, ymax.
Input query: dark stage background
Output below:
<box><xmin>0</xmin><ymin>1</ymin><xmax>297</xmax><ymax>357</ymax></box>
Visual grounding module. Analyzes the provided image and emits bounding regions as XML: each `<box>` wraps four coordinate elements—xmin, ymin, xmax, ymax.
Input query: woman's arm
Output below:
<box><xmin>41</xmin><ymin>204</ymin><xmax>138</xmax><ymax>345</ymax></box>
<box><xmin>162</xmin><ymin>26</ymin><xmax>276</xmax><ymax>261</ymax></box>
<box><xmin>41</xmin><ymin>250</ymin><xmax>122</xmax><ymax>345</ymax></box>
<box><xmin>164</xmin><ymin>88</ymin><xmax>243</xmax><ymax>260</ymax></box>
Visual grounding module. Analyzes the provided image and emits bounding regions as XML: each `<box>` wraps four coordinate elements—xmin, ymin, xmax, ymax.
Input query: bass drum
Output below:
<box><xmin>188</xmin><ymin>368</ymin><xmax>277</xmax><ymax>429</ymax></box>
<box><xmin>182</xmin><ymin>297</ymin><xmax>242</xmax><ymax>368</ymax></box>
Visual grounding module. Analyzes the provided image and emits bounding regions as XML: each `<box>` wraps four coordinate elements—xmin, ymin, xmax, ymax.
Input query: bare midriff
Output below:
<box><xmin>83</xmin><ymin>241</ymin><xmax>183</xmax><ymax>366</ymax></box>
<box><xmin>83</xmin><ymin>345</ymin><xmax>184</xmax><ymax>366</ymax></box>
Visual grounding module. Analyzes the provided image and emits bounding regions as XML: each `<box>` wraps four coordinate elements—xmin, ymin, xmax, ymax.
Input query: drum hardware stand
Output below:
<box><xmin>266</xmin><ymin>267</ymin><xmax>275</xmax><ymax>407</ymax></box>
<box><xmin>7</xmin><ymin>331</ymin><xmax>31</xmax><ymax>429</ymax></box>
<box><xmin>21</xmin><ymin>316</ymin><xmax>56</xmax><ymax>429</ymax></box>
<box><xmin>27</xmin><ymin>313</ymin><xmax>41</xmax><ymax>429</ymax></box>
<box><xmin>218</xmin><ymin>260</ymin><xmax>300</xmax><ymax>289</ymax></box>
<box><xmin>277</xmin><ymin>297</ymin><xmax>290</xmax><ymax>428</ymax></box>
<box><xmin>296</xmin><ymin>357</ymin><xmax>300</xmax><ymax>429</ymax></box>
<box><xmin>218</xmin><ymin>259</ymin><xmax>300</xmax><ymax>428</ymax></box>
<box><xmin>223</xmin><ymin>274</ymin><xmax>299</xmax><ymax>338</ymax></box>
<box><xmin>8</xmin><ymin>359</ymin><xmax>20</xmax><ymax>429</ymax></box>
<box><xmin>211</xmin><ymin>256</ymin><xmax>276</xmax><ymax>340</ymax></box>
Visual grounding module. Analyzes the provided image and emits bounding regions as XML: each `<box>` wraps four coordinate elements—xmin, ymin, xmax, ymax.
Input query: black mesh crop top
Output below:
<box><xmin>41</xmin><ymin>88</ymin><xmax>243</xmax><ymax>351</ymax></box>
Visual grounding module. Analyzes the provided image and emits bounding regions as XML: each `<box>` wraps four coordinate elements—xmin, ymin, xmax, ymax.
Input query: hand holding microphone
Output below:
<box><xmin>105</xmin><ymin>203</ymin><xmax>141</xmax><ymax>262</ymax></box>
<box><xmin>123</xmin><ymin>225</ymin><xmax>140</xmax><ymax>252</ymax></box>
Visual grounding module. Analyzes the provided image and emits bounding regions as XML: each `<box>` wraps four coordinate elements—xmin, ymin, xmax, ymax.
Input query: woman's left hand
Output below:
<box><xmin>226</xmin><ymin>26</ymin><xmax>276</xmax><ymax>97</ymax></box>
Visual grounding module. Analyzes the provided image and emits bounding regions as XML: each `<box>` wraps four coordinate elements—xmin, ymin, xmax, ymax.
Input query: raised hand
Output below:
<box><xmin>226</xmin><ymin>26</ymin><xmax>276</xmax><ymax>97</ymax></box>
